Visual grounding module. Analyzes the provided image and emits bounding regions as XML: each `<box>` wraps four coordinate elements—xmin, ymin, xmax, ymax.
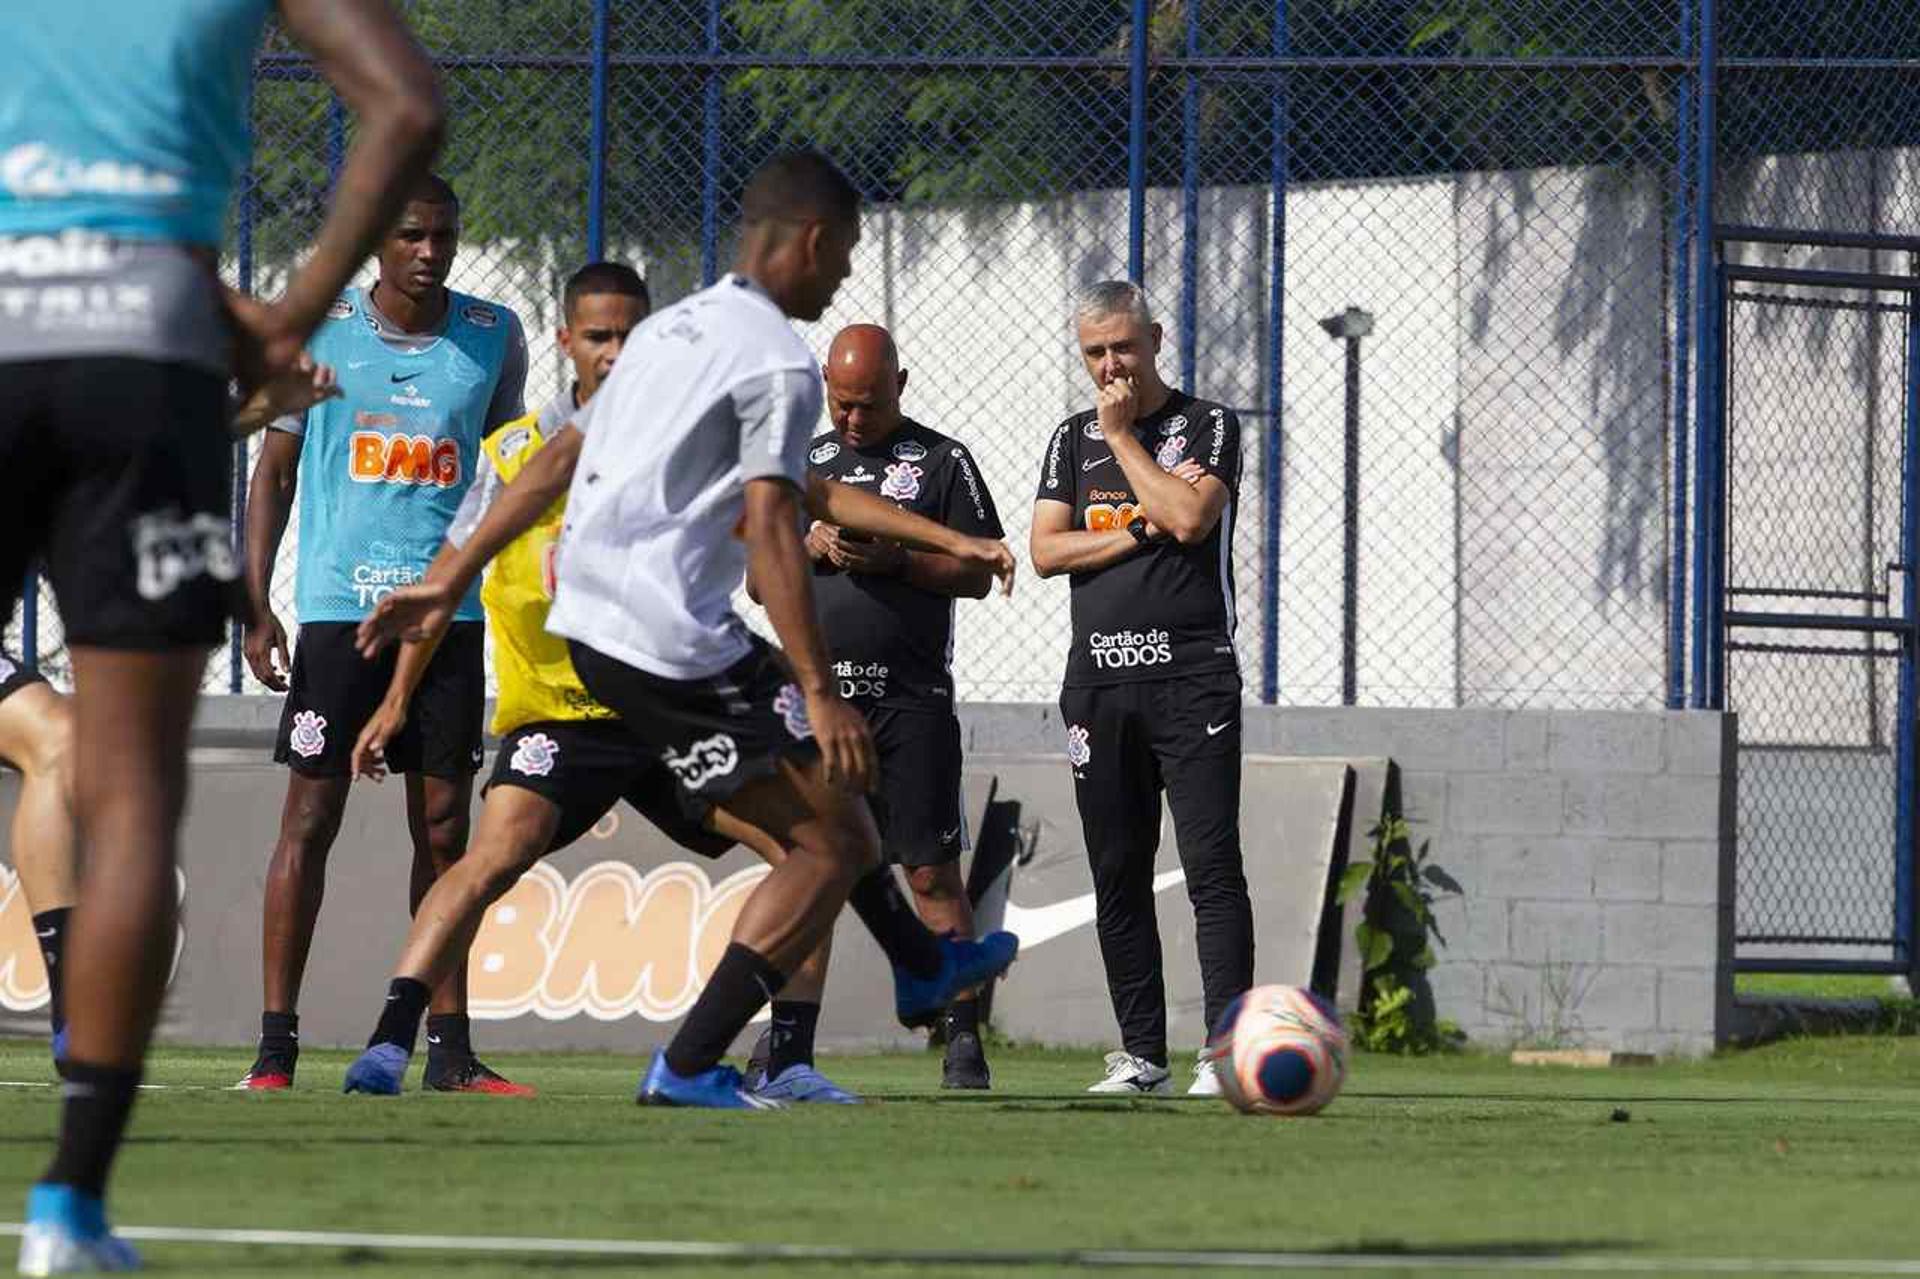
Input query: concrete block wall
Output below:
<box><xmin>173</xmin><ymin>700</ymin><xmax>1736</xmax><ymax>1055</ymax></box>
<box><xmin>960</xmin><ymin>704</ymin><xmax>1737</xmax><ymax>1056</ymax></box>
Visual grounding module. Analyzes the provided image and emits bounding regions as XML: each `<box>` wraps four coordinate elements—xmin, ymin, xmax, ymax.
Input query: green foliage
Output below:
<box><xmin>1335</xmin><ymin>815</ymin><xmax>1464</xmax><ymax>1055</ymax></box>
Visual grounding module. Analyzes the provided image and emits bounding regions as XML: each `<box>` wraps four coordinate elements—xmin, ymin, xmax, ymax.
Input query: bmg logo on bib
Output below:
<box><xmin>349</xmin><ymin>431</ymin><xmax>462</xmax><ymax>488</ymax></box>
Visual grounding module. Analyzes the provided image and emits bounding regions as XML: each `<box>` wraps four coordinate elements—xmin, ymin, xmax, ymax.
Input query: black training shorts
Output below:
<box><xmin>487</xmin><ymin>718</ymin><xmax>732</xmax><ymax>858</ymax></box>
<box><xmin>567</xmin><ymin>636</ymin><xmax>820</xmax><ymax>805</ymax></box>
<box><xmin>273</xmin><ymin>621</ymin><xmax>485</xmax><ymax>778</ymax></box>
<box><xmin>0</xmin><ymin>358</ymin><xmax>238</xmax><ymax>649</ymax></box>
<box><xmin>866</xmin><ymin>705</ymin><xmax>967</xmax><ymax>867</ymax></box>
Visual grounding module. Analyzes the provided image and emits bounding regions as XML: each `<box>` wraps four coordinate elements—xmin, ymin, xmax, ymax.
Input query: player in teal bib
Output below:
<box><xmin>6</xmin><ymin>4</ymin><xmax>450</xmax><ymax>1273</ymax></box>
<box><xmin>241</xmin><ymin>173</ymin><xmax>530</xmax><ymax>1100</ymax></box>
<box><xmin>290</xmin><ymin>283</ymin><xmax>516</xmax><ymax>623</ymax></box>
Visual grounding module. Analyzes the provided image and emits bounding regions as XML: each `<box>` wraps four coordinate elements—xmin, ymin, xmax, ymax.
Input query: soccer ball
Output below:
<box><xmin>1206</xmin><ymin>984</ymin><xmax>1349</xmax><ymax>1116</ymax></box>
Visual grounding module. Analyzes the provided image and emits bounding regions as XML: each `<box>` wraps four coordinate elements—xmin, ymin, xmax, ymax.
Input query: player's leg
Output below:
<box><xmin>0</xmin><ymin>678</ymin><xmax>77</xmax><ymax>1062</ymax></box>
<box><xmin>568</xmin><ymin>639</ymin><xmax>1016</xmax><ymax>1109</ymax></box>
<box><xmin>27</xmin><ymin>353</ymin><xmax>236</xmax><ymax>1269</ymax></box>
<box><xmin>681</xmin><ymin>788</ymin><xmax>850</xmax><ymax>1104</ymax></box>
<box><xmin>392</xmin><ymin>623</ymin><xmax>503</xmax><ymax>1092</ymax></box>
<box><xmin>1064</xmin><ymin>684</ymin><xmax>1174</xmax><ymax>1094</ymax></box>
<box><xmin>874</xmin><ymin>708</ymin><xmax>991</xmax><ymax>1088</ymax></box>
<box><xmin>1150</xmin><ymin>672</ymin><xmax>1253</xmax><ymax>1096</ymax></box>
<box><xmin>251</xmin><ymin>624</ymin><xmax>373</xmax><ymax>1088</ymax></box>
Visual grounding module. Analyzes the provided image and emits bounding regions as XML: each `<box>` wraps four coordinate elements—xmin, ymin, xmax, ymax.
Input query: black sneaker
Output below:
<box><xmin>423</xmin><ymin>1057</ymin><xmax>535</xmax><ymax>1096</ymax></box>
<box><xmin>235</xmin><ymin>1051</ymin><xmax>296</xmax><ymax>1091</ymax></box>
<box><xmin>942</xmin><ymin>1030</ymin><xmax>991</xmax><ymax>1090</ymax></box>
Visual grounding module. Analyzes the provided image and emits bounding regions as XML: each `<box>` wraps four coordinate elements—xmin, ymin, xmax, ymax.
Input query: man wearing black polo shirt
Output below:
<box><xmin>1030</xmin><ymin>280</ymin><xmax>1253</xmax><ymax>1097</ymax></box>
<box><xmin>792</xmin><ymin>323</ymin><xmax>1005</xmax><ymax>1088</ymax></box>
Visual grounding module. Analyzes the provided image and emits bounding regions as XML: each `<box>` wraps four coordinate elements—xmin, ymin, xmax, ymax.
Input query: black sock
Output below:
<box><xmin>767</xmin><ymin>1000</ymin><xmax>820</xmax><ymax>1077</ymax></box>
<box><xmin>40</xmin><ymin>1061</ymin><xmax>141</xmax><ymax>1198</ymax></box>
<box><xmin>31</xmin><ymin>909</ymin><xmax>69</xmax><ymax>1036</ymax></box>
<box><xmin>945</xmin><ymin>998</ymin><xmax>980</xmax><ymax>1037</ymax></box>
<box><xmin>664</xmin><ymin>943</ymin><xmax>787</xmax><ymax>1078</ymax></box>
<box><xmin>258</xmin><ymin>1011</ymin><xmax>298</xmax><ymax>1066</ymax></box>
<box><xmin>424</xmin><ymin>1013</ymin><xmax>473</xmax><ymax>1062</ymax></box>
<box><xmin>848</xmin><ymin>869</ymin><xmax>943</xmax><ymax>979</ymax></box>
<box><xmin>369</xmin><ymin>978</ymin><xmax>430</xmax><ymax>1053</ymax></box>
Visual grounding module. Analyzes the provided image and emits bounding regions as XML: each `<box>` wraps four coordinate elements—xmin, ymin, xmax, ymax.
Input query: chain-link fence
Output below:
<box><xmin>10</xmin><ymin>1</ymin><xmax>1920</xmax><ymax>716</ymax></box>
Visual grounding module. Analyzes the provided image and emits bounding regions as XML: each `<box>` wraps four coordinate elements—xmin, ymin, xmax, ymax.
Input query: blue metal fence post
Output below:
<box><xmin>586</xmin><ymin>0</ymin><xmax>610</xmax><ymax>261</ymax></box>
<box><xmin>1688</xmin><ymin>0</ymin><xmax>1718</xmax><ymax>709</ymax></box>
<box><xmin>231</xmin><ymin>151</ymin><xmax>256</xmax><ymax>693</ymax></box>
<box><xmin>1262</xmin><ymin>0</ymin><xmax>1289</xmax><ymax>705</ymax></box>
<box><xmin>700</xmin><ymin>0</ymin><xmax>723</xmax><ymax>287</ymax></box>
<box><xmin>1127</xmin><ymin>0</ymin><xmax>1150</xmax><ymax>286</ymax></box>
<box><xmin>1667</xmin><ymin>0</ymin><xmax>1697</xmax><ymax>710</ymax></box>
<box><xmin>1896</xmin><ymin>290</ymin><xmax>1920</xmax><ymax>973</ymax></box>
<box><xmin>1178</xmin><ymin>0</ymin><xmax>1200</xmax><ymax>392</ymax></box>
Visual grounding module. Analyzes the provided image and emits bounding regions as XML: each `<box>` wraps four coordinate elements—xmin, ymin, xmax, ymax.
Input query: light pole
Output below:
<box><xmin>1320</xmin><ymin>306</ymin><xmax>1375</xmax><ymax>707</ymax></box>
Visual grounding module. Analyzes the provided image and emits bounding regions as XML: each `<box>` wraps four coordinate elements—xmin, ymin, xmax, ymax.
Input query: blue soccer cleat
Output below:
<box><xmin>635</xmin><ymin>1049</ymin><xmax>781</xmax><ymax>1110</ymax></box>
<box><xmin>341</xmin><ymin>1043</ymin><xmax>410</xmax><ymax>1096</ymax></box>
<box><xmin>17</xmin><ymin>1184</ymin><xmax>141</xmax><ymax>1275</ymax></box>
<box><xmin>895</xmin><ymin>931</ymin><xmax>1020</xmax><ymax>1028</ymax></box>
<box><xmin>750</xmin><ymin>1063</ymin><xmax>862</xmax><ymax>1105</ymax></box>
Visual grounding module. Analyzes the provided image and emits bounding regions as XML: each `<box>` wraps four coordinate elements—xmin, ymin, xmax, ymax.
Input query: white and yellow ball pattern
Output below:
<box><xmin>1208</xmin><ymin>984</ymin><xmax>1349</xmax><ymax>1116</ymax></box>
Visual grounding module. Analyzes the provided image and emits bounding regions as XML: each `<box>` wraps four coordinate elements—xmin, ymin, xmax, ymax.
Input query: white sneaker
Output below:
<box><xmin>1187</xmin><ymin>1055</ymin><xmax>1224</xmax><ymax>1096</ymax></box>
<box><xmin>1086</xmin><ymin>1051</ymin><xmax>1172</xmax><ymax>1094</ymax></box>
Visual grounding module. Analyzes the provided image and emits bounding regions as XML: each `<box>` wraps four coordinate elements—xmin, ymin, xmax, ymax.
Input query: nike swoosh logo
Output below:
<box><xmin>1083</xmin><ymin>456</ymin><xmax>1112</xmax><ymax>472</ymax></box>
<box><xmin>426</xmin><ymin>1035</ymin><xmax>442</xmax><ymax>1045</ymax></box>
<box><xmin>389</xmin><ymin>371</ymin><xmax>417</xmax><ymax>383</ymax></box>
<box><xmin>35</xmin><ymin>927</ymin><xmax>56</xmax><ymax>939</ymax></box>
<box><xmin>1206</xmin><ymin>721</ymin><xmax>1232</xmax><ymax>736</ymax></box>
<box><xmin>1003</xmin><ymin>869</ymin><xmax>1185</xmax><ymax>948</ymax></box>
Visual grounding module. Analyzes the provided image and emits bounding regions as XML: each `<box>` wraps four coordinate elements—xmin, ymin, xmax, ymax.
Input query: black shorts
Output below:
<box><xmin>487</xmin><ymin>718</ymin><xmax>732</xmax><ymax>858</ymax></box>
<box><xmin>274</xmin><ymin>621</ymin><xmax>486</xmax><ymax>778</ymax></box>
<box><xmin>866</xmin><ymin>706</ymin><xmax>966</xmax><ymax>867</ymax></box>
<box><xmin>567</xmin><ymin>636</ymin><xmax>820</xmax><ymax>804</ymax></box>
<box><xmin>0</xmin><ymin>648</ymin><xmax>46</xmax><ymax>706</ymax></box>
<box><xmin>0</xmin><ymin>358</ymin><xmax>238</xmax><ymax>649</ymax></box>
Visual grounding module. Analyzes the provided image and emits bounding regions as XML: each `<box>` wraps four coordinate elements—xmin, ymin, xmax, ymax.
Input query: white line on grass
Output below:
<box><xmin>2</xmin><ymin>1224</ymin><xmax>1919</xmax><ymax>1274</ymax></box>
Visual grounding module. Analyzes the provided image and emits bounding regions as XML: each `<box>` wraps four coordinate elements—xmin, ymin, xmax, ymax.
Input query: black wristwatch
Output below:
<box><xmin>1125</xmin><ymin>514</ymin><xmax>1152</xmax><ymax>545</ymax></box>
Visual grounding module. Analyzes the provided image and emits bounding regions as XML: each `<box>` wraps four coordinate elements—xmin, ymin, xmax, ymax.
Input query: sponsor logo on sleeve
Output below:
<box><xmin>326</xmin><ymin>296</ymin><xmax>354</xmax><ymax>320</ymax></box>
<box><xmin>510</xmin><ymin>732</ymin><xmax>560</xmax><ymax>777</ymax></box>
<box><xmin>880</xmin><ymin>461</ymin><xmax>924</xmax><ymax>502</ymax></box>
<box><xmin>1208</xmin><ymin>407</ymin><xmax>1229</xmax><ymax>468</ymax></box>
<box><xmin>288</xmin><ymin>710</ymin><xmax>328</xmax><ymax>759</ymax></box>
<box><xmin>891</xmin><ymin>439</ymin><xmax>928</xmax><ymax>462</ymax></box>
<box><xmin>809</xmin><ymin>440</ymin><xmax>841</xmax><ymax>465</ymax></box>
<box><xmin>663</xmin><ymin>734</ymin><xmax>739</xmax><ymax>791</ymax></box>
<box><xmin>1087</xmin><ymin>627</ymin><xmax>1175</xmax><ymax>670</ymax></box>
<box><xmin>1156</xmin><ymin>435</ymin><xmax>1187</xmax><ymax>471</ymax></box>
<box><xmin>130</xmin><ymin>509</ymin><xmax>237</xmax><ymax>601</ymax></box>
<box><xmin>462</xmin><ymin>303</ymin><xmax>499</xmax><ymax>328</ymax></box>
<box><xmin>772</xmin><ymin>684</ymin><xmax>813</xmax><ymax>741</ymax></box>
<box><xmin>952</xmin><ymin>448</ymin><xmax>989</xmax><ymax>521</ymax></box>
<box><xmin>1044</xmin><ymin>425</ymin><xmax>1067</xmax><ymax>492</ymax></box>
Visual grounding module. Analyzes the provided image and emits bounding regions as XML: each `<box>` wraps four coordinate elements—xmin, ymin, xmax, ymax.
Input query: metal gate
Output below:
<box><xmin>1714</xmin><ymin>226</ymin><xmax>1920</xmax><ymax>977</ymax></box>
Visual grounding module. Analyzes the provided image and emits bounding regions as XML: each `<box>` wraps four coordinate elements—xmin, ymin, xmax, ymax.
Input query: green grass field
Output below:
<box><xmin>1</xmin><ymin>1037</ymin><xmax>1916</xmax><ymax>1276</ymax></box>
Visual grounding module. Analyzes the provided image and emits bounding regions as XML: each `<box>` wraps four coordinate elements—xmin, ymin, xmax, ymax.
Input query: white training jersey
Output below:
<box><xmin>545</xmin><ymin>273</ymin><xmax>820</xmax><ymax>680</ymax></box>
